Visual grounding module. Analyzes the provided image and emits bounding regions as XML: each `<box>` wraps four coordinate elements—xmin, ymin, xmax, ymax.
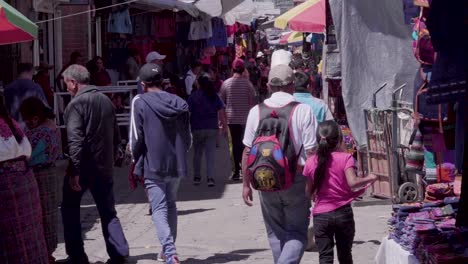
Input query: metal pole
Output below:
<box><xmin>392</xmin><ymin>84</ymin><xmax>406</xmax><ymax>201</ymax></box>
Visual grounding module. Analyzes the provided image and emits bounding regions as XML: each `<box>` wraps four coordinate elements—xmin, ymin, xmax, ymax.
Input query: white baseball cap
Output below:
<box><xmin>271</xmin><ymin>49</ymin><xmax>292</xmax><ymax>68</ymax></box>
<box><xmin>145</xmin><ymin>51</ymin><xmax>166</xmax><ymax>63</ymax></box>
<box><xmin>256</xmin><ymin>51</ymin><xmax>264</xmax><ymax>58</ymax></box>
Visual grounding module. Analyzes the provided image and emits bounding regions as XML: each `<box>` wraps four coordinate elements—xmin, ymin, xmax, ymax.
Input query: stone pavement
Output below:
<box><xmin>53</xmin><ymin>138</ymin><xmax>391</xmax><ymax>264</ymax></box>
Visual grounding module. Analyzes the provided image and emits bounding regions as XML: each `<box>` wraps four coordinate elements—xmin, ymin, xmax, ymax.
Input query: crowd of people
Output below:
<box><xmin>0</xmin><ymin>47</ymin><xmax>377</xmax><ymax>264</ymax></box>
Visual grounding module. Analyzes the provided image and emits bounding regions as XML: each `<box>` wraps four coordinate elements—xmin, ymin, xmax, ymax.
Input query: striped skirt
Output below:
<box><xmin>0</xmin><ymin>158</ymin><xmax>49</xmax><ymax>264</ymax></box>
<box><xmin>34</xmin><ymin>166</ymin><xmax>59</xmax><ymax>256</ymax></box>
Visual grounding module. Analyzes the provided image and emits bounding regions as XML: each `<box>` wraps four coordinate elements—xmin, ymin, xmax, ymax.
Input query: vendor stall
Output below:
<box><xmin>375</xmin><ymin>1</ymin><xmax>468</xmax><ymax>263</ymax></box>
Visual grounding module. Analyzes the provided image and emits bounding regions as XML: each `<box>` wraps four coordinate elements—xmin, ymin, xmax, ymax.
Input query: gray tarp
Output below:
<box><xmin>329</xmin><ymin>0</ymin><xmax>418</xmax><ymax>147</ymax></box>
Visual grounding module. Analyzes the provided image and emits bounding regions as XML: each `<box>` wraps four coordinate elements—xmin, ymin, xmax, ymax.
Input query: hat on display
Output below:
<box><xmin>35</xmin><ymin>62</ymin><xmax>53</xmax><ymax>71</ymax></box>
<box><xmin>138</xmin><ymin>63</ymin><xmax>163</xmax><ymax>83</ymax></box>
<box><xmin>145</xmin><ymin>51</ymin><xmax>166</xmax><ymax>63</ymax></box>
<box><xmin>268</xmin><ymin>64</ymin><xmax>294</xmax><ymax>87</ymax></box>
<box><xmin>271</xmin><ymin>49</ymin><xmax>292</xmax><ymax>68</ymax></box>
<box><xmin>232</xmin><ymin>58</ymin><xmax>245</xmax><ymax>70</ymax></box>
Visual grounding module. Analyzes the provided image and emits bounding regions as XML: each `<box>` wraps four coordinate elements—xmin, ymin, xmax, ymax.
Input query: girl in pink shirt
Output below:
<box><xmin>303</xmin><ymin>121</ymin><xmax>377</xmax><ymax>264</ymax></box>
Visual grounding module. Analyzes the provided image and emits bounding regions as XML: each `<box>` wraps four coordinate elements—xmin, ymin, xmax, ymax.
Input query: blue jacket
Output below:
<box><xmin>130</xmin><ymin>91</ymin><xmax>191</xmax><ymax>179</ymax></box>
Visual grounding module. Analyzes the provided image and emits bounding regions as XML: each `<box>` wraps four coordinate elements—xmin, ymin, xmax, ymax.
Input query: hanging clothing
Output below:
<box><xmin>107</xmin><ymin>8</ymin><xmax>132</xmax><ymax>34</ymax></box>
<box><xmin>154</xmin><ymin>11</ymin><xmax>176</xmax><ymax>38</ymax></box>
<box><xmin>208</xmin><ymin>18</ymin><xmax>228</xmax><ymax>47</ymax></box>
<box><xmin>188</xmin><ymin>16</ymin><xmax>213</xmax><ymax>41</ymax></box>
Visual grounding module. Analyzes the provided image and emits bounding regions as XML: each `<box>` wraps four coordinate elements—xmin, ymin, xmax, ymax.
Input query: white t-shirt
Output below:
<box><xmin>243</xmin><ymin>92</ymin><xmax>318</xmax><ymax>165</ymax></box>
<box><xmin>185</xmin><ymin>70</ymin><xmax>197</xmax><ymax>96</ymax></box>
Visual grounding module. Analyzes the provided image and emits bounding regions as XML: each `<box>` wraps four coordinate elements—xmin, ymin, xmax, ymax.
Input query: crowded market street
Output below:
<box><xmin>52</xmin><ymin>144</ymin><xmax>390</xmax><ymax>264</ymax></box>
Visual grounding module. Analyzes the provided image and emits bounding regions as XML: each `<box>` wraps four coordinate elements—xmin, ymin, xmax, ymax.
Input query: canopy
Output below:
<box><xmin>279</xmin><ymin>31</ymin><xmax>303</xmax><ymax>45</ymax></box>
<box><xmin>0</xmin><ymin>0</ymin><xmax>37</xmax><ymax>45</ymax></box>
<box><xmin>195</xmin><ymin>0</ymin><xmax>244</xmax><ymax>17</ymax></box>
<box><xmin>274</xmin><ymin>0</ymin><xmax>325</xmax><ymax>33</ymax></box>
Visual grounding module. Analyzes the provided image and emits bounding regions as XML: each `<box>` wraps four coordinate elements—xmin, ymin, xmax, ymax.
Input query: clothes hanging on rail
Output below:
<box><xmin>107</xmin><ymin>8</ymin><xmax>132</xmax><ymax>34</ymax></box>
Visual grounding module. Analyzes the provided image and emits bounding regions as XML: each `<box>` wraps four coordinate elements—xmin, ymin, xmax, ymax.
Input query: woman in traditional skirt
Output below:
<box><xmin>0</xmin><ymin>96</ymin><xmax>49</xmax><ymax>263</ymax></box>
<box><xmin>20</xmin><ymin>97</ymin><xmax>61</xmax><ymax>264</ymax></box>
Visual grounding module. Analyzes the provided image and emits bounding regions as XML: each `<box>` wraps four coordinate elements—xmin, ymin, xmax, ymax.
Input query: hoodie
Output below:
<box><xmin>130</xmin><ymin>91</ymin><xmax>191</xmax><ymax>179</ymax></box>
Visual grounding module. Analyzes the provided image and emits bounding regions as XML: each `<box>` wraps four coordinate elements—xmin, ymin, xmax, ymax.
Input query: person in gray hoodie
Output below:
<box><xmin>129</xmin><ymin>63</ymin><xmax>191</xmax><ymax>264</ymax></box>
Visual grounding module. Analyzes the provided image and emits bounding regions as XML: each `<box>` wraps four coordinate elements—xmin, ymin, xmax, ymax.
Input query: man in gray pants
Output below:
<box><xmin>241</xmin><ymin>64</ymin><xmax>318</xmax><ymax>263</ymax></box>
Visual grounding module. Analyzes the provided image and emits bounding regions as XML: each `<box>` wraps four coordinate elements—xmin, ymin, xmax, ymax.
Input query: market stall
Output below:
<box><xmin>375</xmin><ymin>1</ymin><xmax>468</xmax><ymax>263</ymax></box>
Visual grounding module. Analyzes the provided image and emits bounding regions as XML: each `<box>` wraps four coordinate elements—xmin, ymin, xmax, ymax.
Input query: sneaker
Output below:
<box><xmin>207</xmin><ymin>178</ymin><xmax>215</xmax><ymax>187</ymax></box>
<box><xmin>231</xmin><ymin>173</ymin><xmax>241</xmax><ymax>182</ymax></box>
<box><xmin>106</xmin><ymin>256</ymin><xmax>128</xmax><ymax>264</ymax></box>
<box><xmin>148</xmin><ymin>205</ymin><xmax>152</xmax><ymax>216</ymax></box>
<box><xmin>193</xmin><ymin>176</ymin><xmax>202</xmax><ymax>185</ymax></box>
<box><xmin>157</xmin><ymin>252</ymin><xmax>165</xmax><ymax>262</ymax></box>
<box><xmin>170</xmin><ymin>255</ymin><xmax>180</xmax><ymax>264</ymax></box>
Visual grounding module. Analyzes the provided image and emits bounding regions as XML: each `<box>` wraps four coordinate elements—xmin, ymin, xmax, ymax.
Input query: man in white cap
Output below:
<box><xmin>145</xmin><ymin>51</ymin><xmax>166</xmax><ymax>66</ymax></box>
<box><xmin>242</xmin><ymin>64</ymin><xmax>317</xmax><ymax>264</ymax></box>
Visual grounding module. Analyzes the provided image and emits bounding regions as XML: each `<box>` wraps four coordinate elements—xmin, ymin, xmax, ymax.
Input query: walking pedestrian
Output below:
<box><xmin>130</xmin><ymin>63</ymin><xmax>191</xmax><ymax>264</ymax></box>
<box><xmin>4</xmin><ymin>63</ymin><xmax>49</xmax><ymax>123</ymax></box>
<box><xmin>184</xmin><ymin>61</ymin><xmax>202</xmax><ymax>97</ymax></box>
<box><xmin>242</xmin><ymin>64</ymin><xmax>318</xmax><ymax>264</ymax></box>
<box><xmin>60</xmin><ymin>64</ymin><xmax>129</xmax><ymax>264</ymax></box>
<box><xmin>20</xmin><ymin>97</ymin><xmax>61</xmax><ymax>264</ymax></box>
<box><xmin>0</xmin><ymin>95</ymin><xmax>49</xmax><ymax>264</ymax></box>
<box><xmin>303</xmin><ymin>121</ymin><xmax>377</xmax><ymax>264</ymax></box>
<box><xmin>220</xmin><ymin>58</ymin><xmax>256</xmax><ymax>181</ymax></box>
<box><xmin>293</xmin><ymin>71</ymin><xmax>333</xmax><ymax>123</ymax></box>
<box><xmin>188</xmin><ymin>73</ymin><xmax>227</xmax><ymax>186</ymax></box>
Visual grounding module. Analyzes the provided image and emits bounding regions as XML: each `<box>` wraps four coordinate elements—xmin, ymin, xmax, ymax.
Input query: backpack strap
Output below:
<box><xmin>256</xmin><ymin>101</ymin><xmax>300</xmax><ymax>137</ymax></box>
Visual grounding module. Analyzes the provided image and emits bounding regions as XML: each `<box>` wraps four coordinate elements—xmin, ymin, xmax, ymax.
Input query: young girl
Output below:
<box><xmin>303</xmin><ymin>121</ymin><xmax>377</xmax><ymax>264</ymax></box>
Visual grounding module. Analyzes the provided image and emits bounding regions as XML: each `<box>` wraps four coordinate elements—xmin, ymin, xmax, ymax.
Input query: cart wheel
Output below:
<box><xmin>398</xmin><ymin>182</ymin><xmax>419</xmax><ymax>203</ymax></box>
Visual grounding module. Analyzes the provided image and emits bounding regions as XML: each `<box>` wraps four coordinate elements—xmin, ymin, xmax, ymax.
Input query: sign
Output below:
<box><xmin>34</xmin><ymin>0</ymin><xmax>55</xmax><ymax>13</ymax></box>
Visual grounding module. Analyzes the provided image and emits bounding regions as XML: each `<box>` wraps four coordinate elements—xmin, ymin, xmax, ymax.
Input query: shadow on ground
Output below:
<box><xmin>183</xmin><ymin>249</ymin><xmax>269</xmax><ymax>264</ymax></box>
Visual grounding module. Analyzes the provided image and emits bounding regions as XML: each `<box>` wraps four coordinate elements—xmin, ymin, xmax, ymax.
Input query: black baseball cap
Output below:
<box><xmin>138</xmin><ymin>63</ymin><xmax>163</xmax><ymax>83</ymax></box>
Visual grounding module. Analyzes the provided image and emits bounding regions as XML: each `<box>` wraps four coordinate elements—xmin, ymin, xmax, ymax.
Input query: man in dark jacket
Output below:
<box><xmin>61</xmin><ymin>64</ymin><xmax>129</xmax><ymax>264</ymax></box>
<box><xmin>130</xmin><ymin>63</ymin><xmax>191</xmax><ymax>264</ymax></box>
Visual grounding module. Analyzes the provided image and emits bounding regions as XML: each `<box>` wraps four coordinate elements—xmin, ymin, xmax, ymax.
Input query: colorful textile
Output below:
<box><xmin>208</xmin><ymin>18</ymin><xmax>228</xmax><ymax>47</ymax></box>
<box><xmin>0</xmin><ymin>158</ymin><xmax>48</xmax><ymax>263</ymax></box>
<box><xmin>0</xmin><ymin>118</ymin><xmax>31</xmax><ymax>163</ymax></box>
<box><xmin>35</xmin><ymin>167</ymin><xmax>59</xmax><ymax>255</ymax></box>
<box><xmin>26</xmin><ymin>125</ymin><xmax>61</xmax><ymax>168</ymax></box>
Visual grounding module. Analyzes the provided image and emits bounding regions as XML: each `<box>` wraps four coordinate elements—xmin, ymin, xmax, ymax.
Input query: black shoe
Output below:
<box><xmin>193</xmin><ymin>176</ymin><xmax>202</xmax><ymax>185</ymax></box>
<box><xmin>56</xmin><ymin>255</ymin><xmax>89</xmax><ymax>264</ymax></box>
<box><xmin>106</xmin><ymin>256</ymin><xmax>128</xmax><ymax>264</ymax></box>
<box><xmin>148</xmin><ymin>205</ymin><xmax>152</xmax><ymax>216</ymax></box>
<box><xmin>231</xmin><ymin>174</ymin><xmax>241</xmax><ymax>182</ymax></box>
<box><xmin>207</xmin><ymin>178</ymin><xmax>215</xmax><ymax>187</ymax></box>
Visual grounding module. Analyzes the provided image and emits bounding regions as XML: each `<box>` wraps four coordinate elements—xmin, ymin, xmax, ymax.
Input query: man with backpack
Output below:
<box><xmin>242</xmin><ymin>64</ymin><xmax>318</xmax><ymax>263</ymax></box>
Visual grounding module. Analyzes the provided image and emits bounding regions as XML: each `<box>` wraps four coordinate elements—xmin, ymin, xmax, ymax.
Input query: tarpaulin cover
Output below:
<box><xmin>329</xmin><ymin>0</ymin><xmax>418</xmax><ymax>147</ymax></box>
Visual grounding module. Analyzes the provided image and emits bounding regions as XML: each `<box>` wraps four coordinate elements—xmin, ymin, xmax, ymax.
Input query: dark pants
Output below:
<box><xmin>61</xmin><ymin>175</ymin><xmax>129</xmax><ymax>260</ymax></box>
<box><xmin>313</xmin><ymin>204</ymin><xmax>355</xmax><ymax>264</ymax></box>
<box><xmin>228</xmin><ymin>124</ymin><xmax>245</xmax><ymax>176</ymax></box>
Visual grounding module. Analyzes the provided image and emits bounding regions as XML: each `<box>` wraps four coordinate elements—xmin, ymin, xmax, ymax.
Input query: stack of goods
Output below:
<box><xmin>425</xmin><ymin>183</ymin><xmax>455</xmax><ymax>201</ymax></box>
<box><xmin>387</xmin><ymin>195</ymin><xmax>468</xmax><ymax>263</ymax></box>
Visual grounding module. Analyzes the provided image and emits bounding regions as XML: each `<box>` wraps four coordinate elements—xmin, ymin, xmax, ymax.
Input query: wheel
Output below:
<box><xmin>398</xmin><ymin>182</ymin><xmax>419</xmax><ymax>203</ymax></box>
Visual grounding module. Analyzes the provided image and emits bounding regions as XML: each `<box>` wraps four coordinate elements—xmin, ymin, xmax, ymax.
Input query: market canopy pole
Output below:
<box><xmin>274</xmin><ymin>0</ymin><xmax>325</xmax><ymax>33</ymax></box>
<box><xmin>0</xmin><ymin>0</ymin><xmax>38</xmax><ymax>45</ymax></box>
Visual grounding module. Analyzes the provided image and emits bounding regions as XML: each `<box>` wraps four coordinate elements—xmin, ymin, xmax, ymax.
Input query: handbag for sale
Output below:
<box><xmin>414</xmin><ymin>68</ymin><xmax>456</xmax><ymax>151</ymax></box>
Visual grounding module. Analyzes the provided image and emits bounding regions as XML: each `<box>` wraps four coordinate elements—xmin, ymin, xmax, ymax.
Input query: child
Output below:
<box><xmin>303</xmin><ymin>120</ymin><xmax>377</xmax><ymax>264</ymax></box>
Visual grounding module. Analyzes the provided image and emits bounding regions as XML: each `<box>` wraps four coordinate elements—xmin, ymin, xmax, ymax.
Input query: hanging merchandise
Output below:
<box><xmin>405</xmin><ymin>129</ymin><xmax>425</xmax><ymax>173</ymax></box>
<box><xmin>132</xmin><ymin>13</ymin><xmax>153</xmax><ymax>37</ymax></box>
<box><xmin>107</xmin><ymin>7</ymin><xmax>132</xmax><ymax>34</ymax></box>
<box><xmin>208</xmin><ymin>18</ymin><xmax>228</xmax><ymax>47</ymax></box>
<box><xmin>154</xmin><ymin>10</ymin><xmax>176</xmax><ymax>38</ymax></box>
<box><xmin>412</xmin><ymin>8</ymin><xmax>435</xmax><ymax>66</ymax></box>
<box><xmin>188</xmin><ymin>15</ymin><xmax>213</xmax><ymax>41</ymax></box>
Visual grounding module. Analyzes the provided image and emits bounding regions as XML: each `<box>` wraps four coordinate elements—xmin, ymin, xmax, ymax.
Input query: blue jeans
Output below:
<box><xmin>145</xmin><ymin>177</ymin><xmax>180</xmax><ymax>263</ymax></box>
<box><xmin>259</xmin><ymin>175</ymin><xmax>309</xmax><ymax>264</ymax></box>
<box><xmin>192</xmin><ymin>129</ymin><xmax>218</xmax><ymax>180</ymax></box>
